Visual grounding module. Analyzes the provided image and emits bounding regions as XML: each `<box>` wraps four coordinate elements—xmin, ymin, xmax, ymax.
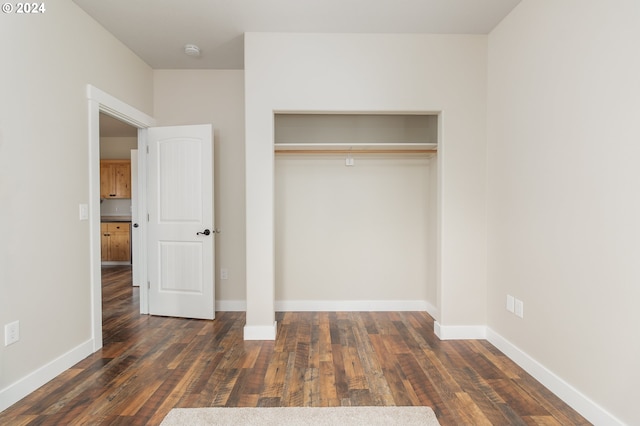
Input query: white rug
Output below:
<box><xmin>160</xmin><ymin>406</ymin><xmax>440</xmax><ymax>425</ymax></box>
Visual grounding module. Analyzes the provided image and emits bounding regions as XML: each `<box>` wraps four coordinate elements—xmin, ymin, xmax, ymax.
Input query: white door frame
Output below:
<box><xmin>87</xmin><ymin>85</ymin><xmax>155</xmax><ymax>351</ymax></box>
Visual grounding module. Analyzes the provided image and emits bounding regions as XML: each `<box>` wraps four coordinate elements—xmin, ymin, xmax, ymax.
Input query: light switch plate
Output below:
<box><xmin>79</xmin><ymin>203</ymin><xmax>89</xmax><ymax>221</ymax></box>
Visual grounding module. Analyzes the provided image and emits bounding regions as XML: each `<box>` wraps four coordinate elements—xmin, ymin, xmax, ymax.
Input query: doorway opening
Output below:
<box><xmin>87</xmin><ymin>85</ymin><xmax>155</xmax><ymax>352</ymax></box>
<box><xmin>98</xmin><ymin>112</ymin><xmax>138</xmax><ymax>343</ymax></box>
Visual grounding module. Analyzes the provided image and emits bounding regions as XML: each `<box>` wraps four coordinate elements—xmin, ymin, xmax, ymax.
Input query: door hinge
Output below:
<box><xmin>147</xmin><ymin>281</ymin><xmax>150</xmax><ymax>289</ymax></box>
<box><xmin>146</xmin><ymin>146</ymin><xmax>149</xmax><ymax>154</ymax></box>
<box><xmin>147</xmin><ymin>213</ymin><xmax>150</xmax><ymax>222</ymax></box>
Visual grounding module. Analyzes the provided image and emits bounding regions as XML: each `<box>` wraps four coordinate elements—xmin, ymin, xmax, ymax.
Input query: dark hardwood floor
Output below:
<box><xmin>0</xmin><ymin>266</ymin><xmax>590</xmax><ymax>425</ymax></box>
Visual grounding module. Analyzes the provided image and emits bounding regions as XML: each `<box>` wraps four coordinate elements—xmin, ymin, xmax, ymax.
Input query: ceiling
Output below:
<box><xmin>73</xmin><ymin>0</ymin><xmax>521</xmax><ymax>70</ymax></box>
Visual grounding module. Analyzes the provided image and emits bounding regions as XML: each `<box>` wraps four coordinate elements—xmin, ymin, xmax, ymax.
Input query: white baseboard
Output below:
<box><xmin>485</xmin><ymin>328</ymin><xmax>624</xmax><ymax>426</ymax></box>
<box><xmin>274</xmin><ymin>299</ymin><xmax>431</xmax><ymax>312</ymax></box>
<box><xmin>213</xmin><ymin>299</ymin><xmax>438</xmax><ymax>316</ymax></box>
<box><xmin>434</xmin><ymin>322</ymin><xmax>487</xmax><ymax>340</ymax></box>
<box><xmin>215</xmin><ymin>300</ymin><xmax>246</xmax><ymax>312</ymax></box>
<box><xmin>432</xmin><ymin>324</ymin><xmax>624</xmax><ymax>424</ymax></box>
<box><xmin>423</xmin><ymin>300</ymin><xmax>439</xmax><ymax>321</ymax></box>
<box><xmin>0</xmin><ymin>339</ymin><xmax>94</xmax><ymax>412</ymax></box>
<box><xmin>243</xmin><ymin>322</ymin><xmax>277</xmax><ymax>340</ymax></box>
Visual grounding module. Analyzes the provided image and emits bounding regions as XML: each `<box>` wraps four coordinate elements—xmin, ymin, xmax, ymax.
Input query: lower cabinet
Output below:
<box><xmin>101</xmin><ymin>222</ymin><xmax>131</xmax><ymax>262</ymax></box>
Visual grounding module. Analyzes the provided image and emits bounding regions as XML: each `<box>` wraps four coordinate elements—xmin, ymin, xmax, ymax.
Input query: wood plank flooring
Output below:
<box><xmin>0</xmin><ymin>266</ymin><xmax>590</xmax><ymax>425</ymax></box>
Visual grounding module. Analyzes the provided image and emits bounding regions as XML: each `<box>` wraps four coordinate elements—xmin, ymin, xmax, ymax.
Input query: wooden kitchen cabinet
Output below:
<box><xmin>101</xmin><ymin>222</ymin><xmax>131</xmax><ymax>262</ymax></box>
<box><xmin>100</xmin><ymin>160</ymin><xmax>131</xmax><ymax>199</ymax></box>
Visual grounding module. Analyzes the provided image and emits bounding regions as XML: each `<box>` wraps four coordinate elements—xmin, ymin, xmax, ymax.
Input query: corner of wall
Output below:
<box><xmin>433</xmin><ymin>322</ymin><xmax>487</xmax><ymax>340</ymax></box>
<box><xmin>486</xmin><ymin>328</ymin><xmax>625</xmax><ymax>426</ymax></box>
<box><xmin>0</xmin><ymin>339</ymin><xmax>94</xmax><ymax>412</ymax></box>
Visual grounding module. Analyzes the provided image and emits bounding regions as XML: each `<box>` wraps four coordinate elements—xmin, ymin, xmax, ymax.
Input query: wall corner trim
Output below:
<box><xmin>0</xmin><ymin>339</ymin><xmax>94</xmax><ymax>412</ymax></box>
<box><xmin>434</xmin><ymin>322</ymin><xmax>487</xmax><ymax>340</ymax></box>
<box><xmin>244</xmin><ymin>322</ymin><xmax>277</xmax><ymax>341</ymax></box>
<box><xmin>486</xmin><ymin>328</ymin><xmax>625</xmax><ymax>426</ymax></box>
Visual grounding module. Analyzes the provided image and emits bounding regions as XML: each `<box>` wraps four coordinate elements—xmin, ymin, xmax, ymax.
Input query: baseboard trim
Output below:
<box><xmin>423</xmin><ymin>301</ymin><xmax>439</xmax><ymax>321</ymax></box>
<box><xmin>0</xmin><ymin>339</ymin><xmax>94</xmax><ymax>412</ymax></box>
<box><xmin>434</xmin><ymin>322</ymin><xmax>487</xmax><ymax>340</ymax></box>
<box><xmin>485</xmin><ymin>328</ymin><xmax>624</xmax><ymax>426</ymax></box>
<box><xmin>275</xmin><ymin>300</ymin><xmax>431</xmax><ymax>312</ymax></box>
<box><xmin>243</xmin><ymin>322</ymin><xmax>277</xmax><ymax>341</ymax></box>
<box><xmin>215</xmin><ymin>300</ymin><xmax>246</xmax><ymax>312</ymax></box>
<box><xmin>213</xmin><ymin>300</ymin><xmax>437</xmax><ymax>315</ymax></box>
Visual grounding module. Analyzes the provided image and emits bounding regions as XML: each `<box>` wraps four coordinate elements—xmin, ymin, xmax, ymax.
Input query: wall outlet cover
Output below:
<box><xmin>515</xmin><ymin>299</ymin><xmax>524</xmax><ymax>318</ymax></box>
<box><xmin>4</xmin><ymin>321</ymin><xmax>19</xmax><ymax>346</ymax></box>
<box><xmin>506</xmin><ymin>295</ymin><xmax>515</xmax><ymax>313</ymax></box>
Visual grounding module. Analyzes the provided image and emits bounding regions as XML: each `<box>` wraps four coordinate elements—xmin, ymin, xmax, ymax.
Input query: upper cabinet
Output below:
<box><xmin>100</xmin><ymin>160</ymin><xmax>131</xmax><ymax>199</ymax></box>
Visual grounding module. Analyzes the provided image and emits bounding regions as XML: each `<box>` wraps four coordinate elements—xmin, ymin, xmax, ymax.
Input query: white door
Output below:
<box><xmin>147</xmin><ymin>124</ymin><xmax>215</xmax><ymax>320</ymax></box>
<box><xmin>130</xmin><ymin>149</ymin><xmax>139</xmax><ymax>287</ymax></box>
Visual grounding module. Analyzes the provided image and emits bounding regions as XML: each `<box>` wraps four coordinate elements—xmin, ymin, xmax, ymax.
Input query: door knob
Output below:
<box><xmin>133</xmin><ymin>223</ymin><xmax>139</xmax><ymax>228</ymax></box>
<box><xmin>197</xmin><ymin>229</ymin><xmax>211</xmax><ymax>236</ymax></box>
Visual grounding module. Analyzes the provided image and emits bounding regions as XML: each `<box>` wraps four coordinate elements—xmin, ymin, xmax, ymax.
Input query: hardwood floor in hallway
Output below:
<box><xmin>0</xmin><ymin>266</ymin><xmax>590</xmax><ymax>425</ymax></box>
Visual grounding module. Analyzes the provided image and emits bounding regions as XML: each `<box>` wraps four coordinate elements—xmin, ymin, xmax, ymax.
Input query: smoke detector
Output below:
<box><xmin>184</xmin><ymin>44</ymin><xmax>201</xmax><ymax>57</ymax></box>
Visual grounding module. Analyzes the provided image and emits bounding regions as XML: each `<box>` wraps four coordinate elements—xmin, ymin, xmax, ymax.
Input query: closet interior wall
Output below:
<box><xmin>273</xmin><ymin>113</ymin><xmax>438</xmax><ymax>311</ymax></box>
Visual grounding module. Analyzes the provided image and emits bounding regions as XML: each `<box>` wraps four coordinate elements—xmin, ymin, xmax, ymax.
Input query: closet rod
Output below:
<box><xmin>274</xmin><ymin>149</ymin><xmax>437</xmax><ymax>155</ymax></box>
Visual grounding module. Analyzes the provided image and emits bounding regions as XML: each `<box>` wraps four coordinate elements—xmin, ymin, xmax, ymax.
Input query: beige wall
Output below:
<box><xmin>275</xmin><ymin>154</ymin><xmax>435</xmax><ymax>309</ymax></box>
<box><xmin>487</xmin><ymin>0</ymin><xmax>640</xmax><ymax>424</ymax></box>
<box><xmin>153</xmin><ymin>70</ymin><xmax>246</xmax><ymax>305</ymax></box>
<box><xmin>0</xmin><ymin>1</ymin><xmax>153</xmax><ymax>409</ymax></box>
<box><xmin>245</xmin><ymin>33</ymin><xmax>488</xmax><ymax>335</ymax></box>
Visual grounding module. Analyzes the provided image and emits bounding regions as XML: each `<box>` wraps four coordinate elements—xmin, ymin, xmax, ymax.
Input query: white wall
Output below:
<box><xmin>153</xmin><ymin>70</ymin><xmax>246</xmax><ymax>307</ymax></box>
<box><xmin>487</xmin><ymin>1</ymin><xmax>640</xmax><ymax>424</ymax></box>
<box><xmin>0</xmin><ymin>1</ymin><xmax>153</xmax><ymax>410</ymax></box>
<box><xmin>245</xmin><ymin>33</ymin><xmax>488</xmax><ymax>337</ymax></box>
<box><xmin>275</xmin><ymin>154</ymin><xmax>434</xmax><ymax>311</ymax></box>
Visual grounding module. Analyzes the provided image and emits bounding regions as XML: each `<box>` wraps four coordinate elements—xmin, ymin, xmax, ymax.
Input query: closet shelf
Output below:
<box><xmin>274</xmin><ymin>143</ymin><xmax>437</xmax><ymax>154</ymax></box>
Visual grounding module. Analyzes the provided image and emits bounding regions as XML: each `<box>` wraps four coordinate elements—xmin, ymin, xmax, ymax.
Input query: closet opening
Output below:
<box><xmin>274</xmin><ymin>113</ymin><xmax>439</xmax><ymax>312</ymax></box>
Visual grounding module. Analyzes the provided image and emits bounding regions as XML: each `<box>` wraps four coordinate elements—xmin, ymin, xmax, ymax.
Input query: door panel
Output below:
<box><xmin>147</xmin><ymin>124</ymin><xmax>214</xmax><ymax>320</ymax></box>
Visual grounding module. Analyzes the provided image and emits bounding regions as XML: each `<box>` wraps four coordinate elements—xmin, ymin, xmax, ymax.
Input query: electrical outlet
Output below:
<box><xmin>220</xmin><ymin>268</ymin><xmax>228</xmax><ymax>280</ymax></box>
<box><xmin>506</xmin><ymin>295</ymin><xmax>515</xmax><ymax>313</ymax></box>
<box><xmin>515</xmin><ymin>299</ymin><xmax>524</xmax><ymax>318</ymax></box>
<box><xmin>5</xmin><ymin>321</ymin><xmax>19</xmax><ymax>346</ymax></box>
